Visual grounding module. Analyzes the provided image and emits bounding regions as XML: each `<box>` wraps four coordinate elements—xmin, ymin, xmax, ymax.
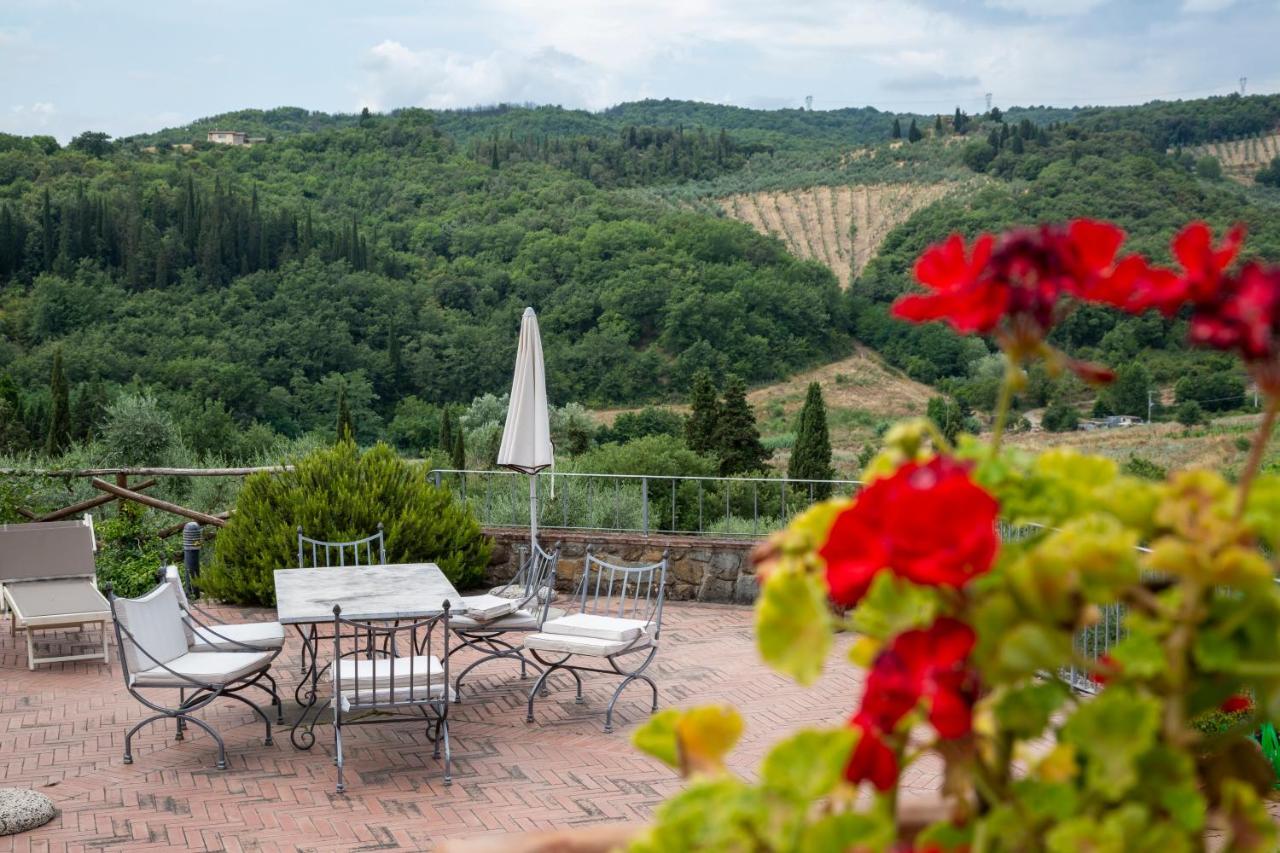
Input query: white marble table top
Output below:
<box><xmin>273</xmin><ymin>562</ymin><xmax>461</xmax><ymax>625</ymax></box>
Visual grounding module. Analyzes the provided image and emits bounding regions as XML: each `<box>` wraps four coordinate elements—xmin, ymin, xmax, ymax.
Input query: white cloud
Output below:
<box><xmin>359</xmin><ymin>41</ymin><xmax>623</xmax><ymax>111</ymax></box>
<box><xmin>0</xmin><ymin>102</ymin><xmax>56</xmax><ymax>134</ymax></box>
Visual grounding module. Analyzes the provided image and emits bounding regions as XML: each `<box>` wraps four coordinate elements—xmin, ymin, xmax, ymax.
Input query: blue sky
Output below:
<box><xmin>2</xmin><ymin>0</ymin><xmax>1278</xmax><ymax>141</ymax></box>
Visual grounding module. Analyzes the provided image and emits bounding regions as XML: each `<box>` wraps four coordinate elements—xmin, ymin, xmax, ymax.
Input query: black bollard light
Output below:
<box><xmin>182</xmin><ymin>522</ymin><xmax>202</xmax><ymax>600</ymax></box>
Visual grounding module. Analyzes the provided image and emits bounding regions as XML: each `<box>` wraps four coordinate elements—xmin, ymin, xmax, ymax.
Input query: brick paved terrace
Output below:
<box><xmin>1</xmin><ymin>601</ymin><xmax>935</xmax><ymax>852</ymax></box>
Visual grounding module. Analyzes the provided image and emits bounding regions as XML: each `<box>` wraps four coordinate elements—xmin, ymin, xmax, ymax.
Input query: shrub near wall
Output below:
<box><xmin>203</xmin><ymin>441</ymin><xmax>492</xmax><ymax>605</ymax></box>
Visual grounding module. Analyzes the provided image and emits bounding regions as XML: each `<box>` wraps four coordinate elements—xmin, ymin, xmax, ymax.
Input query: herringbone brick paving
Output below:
<box><xmin>0</xmin><ymin>601</ymin><xmax>934</xmax><ymax>852</ymax></box>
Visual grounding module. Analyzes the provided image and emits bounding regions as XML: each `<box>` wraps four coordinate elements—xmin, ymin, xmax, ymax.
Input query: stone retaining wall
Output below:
<box><xmin>483</xmin><ymin>528</ymin><xmax>760</xmax><ymax>604</ymax></box>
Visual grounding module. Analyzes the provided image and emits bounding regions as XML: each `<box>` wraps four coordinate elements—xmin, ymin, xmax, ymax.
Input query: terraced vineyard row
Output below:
<box><xmin>718</xmin><ymin>183</ymin><xmax>953</xmax><ymax>288</ymax></box>
<box><xmin>1183</xmin><ymin>131</ymin><xmax>1280</xmax><ymax>183</ymax></box>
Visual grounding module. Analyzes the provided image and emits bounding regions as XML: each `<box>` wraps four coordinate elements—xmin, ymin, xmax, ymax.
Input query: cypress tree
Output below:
<box><xmin>451</xmin><ymin>425</ymin><xmax>467</xmax><ymax>470</ymax></box>
<box><xmin>935</xmin><ymin>114</ymin><xmax>944</xmax><ymax>134</ymax></box>
<box><xmin>439</xmin><ymin>408</ymin><xmax>454</xmax><ymax>457</ymax></box>
<box><xmin>45</xmin><ymin>347</ymin><xmax>71</xmax><ymax>456</ymax></box>
<box><xmin>41</xmin><ymin>188</ymin><xmax>54</xmax><ymax>270</ymax></box>
<box><xmin>891</xmin><ymin>118</ymin><xmax>902</xmax><ymax>139</ymax></box>
<box><xmin>788</xmin><ymin>382</ymin><xmax>833</xmax><ymax>496</ymax></box>
<box><xmin>713</xmin><ymin>375</ymin><xmax>769</xmax><ymax>476</ymax></box>
<box><xmin>335</xmin><ymin>385</ymin><xmax>355</xmax><ymax>443</ymax></box>
<box><xmin>71</xmin><ymin>379</ymin><xmax>108</xmax><ymax>442</ymax></box>
<box><xmin>907</xmin><ymin>119</ymin><xmax>923</xmax><ymax>143</ymax></box>
<box><xmin>686</xmin><ymin>369</ymin><xmax>720</xmax><ymax>454</ymax></box>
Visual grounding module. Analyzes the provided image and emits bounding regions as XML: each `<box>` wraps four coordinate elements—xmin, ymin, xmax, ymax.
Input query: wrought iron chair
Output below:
<box><xmin>295</xmin><ymin>524</ymin><xmax>387</xmax><ymax>677</ymax></box>
<box><xmin>329</xmin><ymin>602</ymin><xmax>453</xmax><ymax>793</ymax></box>
<box><xmin>449</xmin><ymin>542</ymin><xmax>560</xmax><ymax>701</ymax></box>
<box><xmin>523</xmin><ymin>548</ymin><xmax>668</xmax><ymax>733</ymax></box>
<box><xmin>108</xmin><ymin>581</ymin><xmax>280</xmax><ymax>769</ymax></box>
<box><xmin>160</xmin><ymin>565</ymin><xmax>285</xmax><ymax>730</ymax></box>
<box><xmin>297</xmin><ymin>523</ymin><xmax>386</xmax><ymax>569</ymax></box>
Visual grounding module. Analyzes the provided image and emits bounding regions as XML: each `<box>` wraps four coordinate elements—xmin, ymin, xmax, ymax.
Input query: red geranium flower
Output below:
<box><xmin>1221</xmin><ymin>694</ymin><xmax>1253</xmax><ymax>714</ymax></box>
<box><xmin>844</xmin><ymin>714</ymin><xmax>900</xmax><ymax>791</ymax></box>
<box><xmin>861</xmin><ymin>618</ymin><xmax>979</xmax><ymax>738</ymax></box>
<box><xmin>819</xmin><ymin>457</ymin><xmax>999</xmax><ymax>607</ymax></box>
<box><xmin>893</xmin><ymin>219</ymin><xmax>1136</xmax><ymax>340</ymax></box>
<box><xmin>1188</xmin><ymin>263</ymin><xmax>1280</xmax><ymax>361</ymax></box>
<box><xmin>1131</xmin><ymin>222</ymin><xmax>1246</xmax><ymax>316</ymax></box>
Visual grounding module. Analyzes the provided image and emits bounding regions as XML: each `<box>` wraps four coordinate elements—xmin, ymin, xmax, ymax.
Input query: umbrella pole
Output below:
<box><xmin>530</xmin><ymin>474</ymin><xmax>538</xmax><ymax>555</ymax></box>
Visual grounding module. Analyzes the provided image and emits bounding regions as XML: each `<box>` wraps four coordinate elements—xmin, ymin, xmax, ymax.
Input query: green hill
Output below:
<box><xmin>4</xmin><ymin>91</ymin><xmax>1280</xmax><ymax>462</ymax></box>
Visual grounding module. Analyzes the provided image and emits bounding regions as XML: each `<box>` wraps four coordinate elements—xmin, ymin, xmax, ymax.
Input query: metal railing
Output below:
<box><xmin>427</xmin><ymin>469</ymin><xmax>862</xmax><ymax>538</ymax></box>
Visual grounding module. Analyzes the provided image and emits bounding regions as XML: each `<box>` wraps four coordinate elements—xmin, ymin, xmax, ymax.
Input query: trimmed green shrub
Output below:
<box><xmin>203</xmin><ymin>441</ymin><xmax>492</xmax><ymax>605</ymax></box>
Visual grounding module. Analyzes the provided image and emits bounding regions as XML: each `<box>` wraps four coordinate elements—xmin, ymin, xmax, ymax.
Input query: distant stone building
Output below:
<box><xmin>207</xmin><ymin>130</ymin><xmax>248</xmax><ymax>146</ymax></box>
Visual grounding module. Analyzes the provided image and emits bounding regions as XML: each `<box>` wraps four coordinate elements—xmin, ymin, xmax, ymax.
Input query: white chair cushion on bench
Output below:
<box><xmin>132</xmin><ymin>650</ymin><xmax>275</xmax><ymax>688</ymax></box>
<box><xmin>541</xmin><ymin>613</ymin><xmax>649</xmax><ymax>642</ymax></box>
<box><xmin>458</xmin><ymin>593</ymin><xmax>517</xmax><ymax>622</ymax></box>
<box><xmin>524</xmin><ymin>630</ymin><xmax>651</xmax><ymax>657</ymax></box>
<box><xmin>191</xmin><ymin>621</ymin><xmax>285</xmax><ymax>652</ymax></box>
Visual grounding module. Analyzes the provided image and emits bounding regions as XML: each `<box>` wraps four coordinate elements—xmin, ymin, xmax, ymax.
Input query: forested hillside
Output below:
<box><xmin>0</xmin><ymin>112</ymin><xmax>846</xmax><ymax>454</ymax></box>
<box><xmin>4</xmin><ymin>91</ymin><xmax>1280</xmax><ymax>467</ymax></box>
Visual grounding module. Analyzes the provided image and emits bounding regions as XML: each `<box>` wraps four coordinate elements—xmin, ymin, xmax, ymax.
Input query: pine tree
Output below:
<box><xmin>451</xmin><ymin>425</ymin><xmax>467</xmax><ymax>470</ymax></box>
<box><xmin>45</xmin><ymin>347</ymin><xmax>71</xmax><ymax>456</ymax></box>
<box><xmin>907</xmin><ymin>119</ymin><xmax>923</xmax><ymax>143</ymax></box>
<box><xmin>686</xmin><ymin>369</ymin><xmax>720</xmax><ymax>453</ymax></box>
<box><xmin>335</xmin><ymin>385</ymin><xmax>355</xmax><ymax>443</ymax></box>
<box><xmin>713</xmin><ymin>375</ymin><xmax>769</xmax><ymax>476</ymax></box>
<box><xmin>891</xmin><ymin>118</ymin><xmax>902</xmax><ymax>139</ymax></box>
<box><xmin>1011</xmin><ymin>133</ymin><xmax>1025</xmax><ymax>154</ymax></box>
<box><xmin>788</xmin><ymin>382</ymin><xmax>833</xmax><ymax>496</ymax></box>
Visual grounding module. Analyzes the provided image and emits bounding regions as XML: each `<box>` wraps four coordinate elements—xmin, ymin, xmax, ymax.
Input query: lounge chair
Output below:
<box><xmin>0</xmin><ymin>516</ymin><xmax>111</xmax><ymax>670</ymax></box>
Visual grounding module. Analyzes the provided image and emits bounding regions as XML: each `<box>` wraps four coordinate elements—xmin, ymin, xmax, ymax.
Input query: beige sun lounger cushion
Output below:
<box><xmin>4</xmin><ymin>578</ymin><xmax>109</xmax><ymax>626</ymax></box>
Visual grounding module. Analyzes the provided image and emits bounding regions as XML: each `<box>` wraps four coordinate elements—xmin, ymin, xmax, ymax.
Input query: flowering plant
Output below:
<box><xmin>631</xmin><ymin>220</ymin><xmax>1280</xmax><ymax>851</ymax></box>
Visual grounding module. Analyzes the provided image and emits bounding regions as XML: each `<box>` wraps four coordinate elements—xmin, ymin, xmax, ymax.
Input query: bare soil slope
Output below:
<box><xmin>718</xmin><ymin>184</ymin><xmax>954</xmax><ymax>288</ymax></box>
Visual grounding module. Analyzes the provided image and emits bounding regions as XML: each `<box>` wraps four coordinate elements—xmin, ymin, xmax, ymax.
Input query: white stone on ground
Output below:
<box><xmin>0</xmin><ymin>788</ymin><xmax>56</xmax><ymax>835</ymax></box>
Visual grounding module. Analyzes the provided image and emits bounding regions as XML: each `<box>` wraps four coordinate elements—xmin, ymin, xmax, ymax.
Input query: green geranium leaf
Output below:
<box><xmin>996</xmin><ymin>623</ymin><xmax>1074</xmax><ymax>680</ymax></box>
<box><xmin>1061</xmin><ymin>687</ymin><xmax>1160</xmax><ymax>802</ymax></box>
<box><xmin>631</xmin><ymin>777</ymin><xmax>764</xmax><ymax>853</ymax></box>
<box><xmin>761</xmin><ymin>728</ymin><xmax>856</xmax><ymax>802</ymax></box>
<box><xmin>1011</xmin><ymin>779</ymin><xmax>1079</xmax><ymax>823</ymax></box>
<box><xmin>632</xmin><ymin>709</ymin><xmax>682</xmax><ymax>769</ymax></box>
<box><xmin>849</xmin><ymin>572</ymin><xmax>939</xmax><ymax>641</ymax></box>
<box><xmin>1046</xmin><ymin>816</ymin><xmax>1125</xmax><ymax>853</ymax></box>
<box><xmin>994</xmin><ymin>682</ymin><xmax>1069</xmax><ymax>739</ymax></box>
<box><xmin>1110</xmin><ymin>630</ymin><xmax>1167</xmax><ymax>679</ymax></box>
<box><xmin>756</xmin><ymin>568</ymin><xmax>831</xmax><ymax>685</ymax></box>
<box><xmin>799</xmin><ymin>811</ymin><xmax>894</xmax><ymax>853</ymax></box>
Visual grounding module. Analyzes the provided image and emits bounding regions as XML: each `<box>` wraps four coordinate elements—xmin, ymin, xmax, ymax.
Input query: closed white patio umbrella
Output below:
<box><xmin>497</xmin><ymin>307</ymin><xmax>554</xmax><ymax>555</ymax></box>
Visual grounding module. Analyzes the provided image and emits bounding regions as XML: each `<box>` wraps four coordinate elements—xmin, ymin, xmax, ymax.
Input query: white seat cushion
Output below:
<box><xmin>459</xmin><ymin>593</ymin><xmax>517</xmax><ymax>622</ymax></box>
<box><xmin>131</xmin><ymin>650</ymin><xmax>275</xmax><ymax>688</ymax></box>
<box><xmin>338</xmin><ymin>684</ymin><xmax>453</xmax><ymax>712</ymax></box>
<box><xmin>191</xmin><ymin>621</ymin><xmax>285</xmax><ymax>652</ymax></box>
<box><xmin>541</xmin><ymin>613</ymin><xmax>649</xmax><ymax>643</ymax></box>
<box><xmin>524</xmin><ymin>630</ymin><xmax>651</xmax><ymax>657</ymax></box>
<box><xmin>331</xmin><ymin>655</ymin><xmax>445</xmax><ymax>689</ymax></box>
<box><xmin>451</xmin><ymin>606</ymin><xmax>565</xmax><ymax>632</ymax></box>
